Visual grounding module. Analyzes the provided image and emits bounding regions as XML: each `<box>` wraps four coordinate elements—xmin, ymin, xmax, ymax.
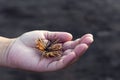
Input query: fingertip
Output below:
<box><xmin>80</xmin><ymin>34</ymin><xmax>94</xmax><ymax>46</ymax></box>
<box><xmin>65</xmin><ymin>32</ymin><xmax>73</xmax><ymax>41</ymax></box>
<box><xmin>86</xmin><ymin>33</ymin><xmax>94</xmax><ymax>42</ymax></box>
<box><xmin>59</xmin><ymin>32</ymin><xmax>73</xmax><ymax>41</ymax></box>
<box><xmin>83</xmin><ymin>37</ymin><xmax>94</xmax><ymax>45</ymax></box>
<box><xmin>84</xmin><ymin>33</ymin><xmax>93</xmax><ymax>38</ymax></box>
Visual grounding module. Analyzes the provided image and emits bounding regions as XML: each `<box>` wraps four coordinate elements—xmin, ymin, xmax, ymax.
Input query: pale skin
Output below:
<box><xmin>0</xmin><ymin>30</ymin><xmax>94</xmax><ymax>72</ymax></box>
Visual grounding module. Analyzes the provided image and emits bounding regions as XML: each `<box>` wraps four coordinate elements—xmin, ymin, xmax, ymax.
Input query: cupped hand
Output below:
<box><xmin>6</xmin><ymin>30</ymin><xmax>93</xmax><ymax>72</ymax></box>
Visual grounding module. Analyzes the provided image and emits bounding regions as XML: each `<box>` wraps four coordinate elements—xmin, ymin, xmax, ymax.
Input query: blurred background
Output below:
<box><xmin>0</xmin><ymin>0</ymin><xmax>120</xmax><ymax>80</ymax></box>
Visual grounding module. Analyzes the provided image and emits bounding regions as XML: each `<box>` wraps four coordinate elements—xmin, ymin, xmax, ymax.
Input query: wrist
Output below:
<box><xmin>0</xmin><ymin>36</ymin><xmax>15</xmax><ymax>67</ymax></box>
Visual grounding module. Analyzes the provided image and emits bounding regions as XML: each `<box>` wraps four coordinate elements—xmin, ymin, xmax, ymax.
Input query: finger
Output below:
<box><xmin>71</xmin><ymin>43</ymin><xmax>89</xmax><ymax>64</ymax></box>
<box><xmin>73</xmin><ymin>43</ymin><xmax>88</xmax><ymax>57</ymax></box>
<box><xmin>63</xmin><ymin>34</ymin><xmax>93</xmax><ymax>50</ymax></box>
<box><xmin>80</xmin><ymin>34</ymin><xmax>94</xmax><ymax>46</ymax></box>
<box><xmin>63</xmin><ymin>39</ymin><xmax>80</xmax><ymax>50</ymax></box>
<box><xmin>63</xmin><ymin>49</ymin><xmax>73</xmax><ymax>55</ymax></box>
<box><xmin>47</xmin><ymin>51</ymin><xmax>76</xmax><ymax>71</ymax></box>
<box><xmin>64</xmin><ymin>42</ymin><xmax>89</xmax><ymax>57</ymax></box>
<box><xmin>45</xmin><ymin>31</ymin><xmax>73</xmax><ymax>42</ymax></box>
<box><xmin>63</xmin><ymin>43</ymin><xmax>88</xmax><ymax>63</ymax></box>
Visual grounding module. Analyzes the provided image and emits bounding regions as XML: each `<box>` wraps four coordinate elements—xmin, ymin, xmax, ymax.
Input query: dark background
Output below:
<box><xmin>0</xmin><ymin>0</ymin><xmax>120</xmax><ymax>80</ymax></box>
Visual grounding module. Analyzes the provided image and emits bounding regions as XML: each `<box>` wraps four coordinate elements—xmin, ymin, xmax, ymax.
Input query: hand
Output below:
<box><xmin>6</xmin><ymin>30</ymin><xmax>93</xmax><ymax>72</ymax></box>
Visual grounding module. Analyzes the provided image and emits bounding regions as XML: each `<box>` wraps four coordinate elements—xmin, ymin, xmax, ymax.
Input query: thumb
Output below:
<box><xmin>45</xmin><ymin>31</ymin><xmax>73</xmax><ymax>42</ymax></box>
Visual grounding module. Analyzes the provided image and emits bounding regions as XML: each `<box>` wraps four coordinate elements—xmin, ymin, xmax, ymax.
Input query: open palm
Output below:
<box><xmin>7</xmin><ymin>30</ymin><xmax>93</xmax><ymax>72</ymax></box>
